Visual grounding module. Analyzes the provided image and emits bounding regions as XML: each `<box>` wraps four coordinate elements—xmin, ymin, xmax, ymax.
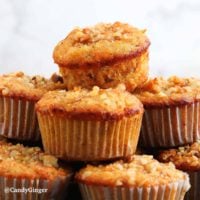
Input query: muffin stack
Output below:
<box><xmin>51</xmin><ymin>22</ymin><xmax>189</xmax><ymax>199</ymax></box>
<box><xmin>0</xmin><ymin>22</ymin><xmax>192</xmax><ymax>200</ymax></box>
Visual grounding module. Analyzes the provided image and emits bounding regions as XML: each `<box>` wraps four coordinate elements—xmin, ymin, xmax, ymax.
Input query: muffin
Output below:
<box><xmin>135</xmin><ymin>76</ymin><xmax>200</xmax><ymax>148</ymax></box>
<box><xmin>0</xmin><ymin>140</ymin><xmax>72</xmax><ymax>200</ymax></box>
<box><xmin>36</xmin><ymin>84</ymin><xmax>143</xmax><ymax>161</ymax></box>
<box><xmin>76</xmin><ymin>155</ymin><xmax>190</xmax><ymax>200</ymax></box>
<box><xmin>158</xmin><ymin>141</ymin><xmax>200</xmax><ymax>200</ymax></box>
<box><xmin>53</xmin><ymin>22</ymin><xmax>150</xmax><ymax>91</ymax></box>
<box><xmin>0</xmin><ymin>72</ymin><xmax>65</xmax><ymax>141</ymax></box>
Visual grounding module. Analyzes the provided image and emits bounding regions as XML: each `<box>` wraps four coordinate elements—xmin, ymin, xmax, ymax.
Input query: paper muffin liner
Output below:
<box><xmin>37</xmin><ymin>113</ymin><xmax>143</xmax><ymax>161</ymax></box>
<box><xmin>140</xmin><ymin>102</ymin><xmax>200</xmax><ymax>148</ymax></box>
<box><xmin>0</xmin><ymin>96</ymin><xmax>40</xmax><ymax>141</ymax></box>
<box><xmin>184</xmin><ymin>171</ymin><xmax>200</xmax><ymax>200</ymax></box>
<box><xmin>0</xmin><ymin>174</ymin><xmax>72</xmax><ymax>200</ymax></box>
<box><xmin>79</xmin><ymin>179</ymin><xmax>190</xmax><ymax>200</ymax></box>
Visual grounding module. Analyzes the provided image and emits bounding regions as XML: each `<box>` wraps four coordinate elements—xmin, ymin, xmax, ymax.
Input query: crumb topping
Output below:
<box><xmin>53</xmin><ymin>22</ymin><xmax>150</xmax><ymax>67</ymax></box>
<box><xmin>69</xmin><ymin>22</ymin><xmax>146</xmax><ymax>45</ymax></box>
<box><xmin>76</xmin><ymin>155</ymin><xmax>188</xmax><ymax>187</ymax></box>
<box><xmin>36</xmin><ymin>84</ymin><xmax>143</xmax><ymax>119</ymax></box>
<box><xmin>136</xmin><ymin>76</ymin><xmax>200</xmax><ymax>107</ymax></box>
<box><xmin>0</xmin><ymin>72</ymin><xmax>66</xmax><ymax>100</ymax></box>
<box><xmin>0</xmin><ymin>141</ymin><xmax>69</xmax><ymax>180</ymax></box>
<box><xmin>158</xmin><ymin>141</ymin><xmax>200</xmax><ymax>171</ymax></box>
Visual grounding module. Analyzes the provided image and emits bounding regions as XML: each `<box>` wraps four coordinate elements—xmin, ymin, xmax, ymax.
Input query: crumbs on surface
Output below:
<box><xmin>158</xmin><ymin>141</ymin><xmax>200</xmax><ymax>171</ymax></box>
<box><xmin>53</xmin><ymin>22</ymin><xmax>150</xmax><ymax>67</ymax></box>
<box><xmin>76</xmin><ymin>155</ymin><xmax>188</xmax><ymax>187</ymax></box>
<box><xmin>135</xmin><ymin>76</ymin><xmax>200</xmax><ymax>107</ymax></box>
<box><xmin>0</xmin><ymin>72</ymin><xmax>66</xmax><ymax>100</ymax></box>
<box><xmin>0</xmin><ymin>141</ymin><xmax>69</xmax><ymax>180</ymax></box>
<box><xmin>36</xmin><ymin>84</ymin><xmax>143</xmax><ymax>119</ymax></box>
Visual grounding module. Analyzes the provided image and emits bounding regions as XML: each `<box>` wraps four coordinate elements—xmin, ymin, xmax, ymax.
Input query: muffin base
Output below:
<box><xmin>0</xmin><ymin>96</ymin><xmax>40</xmax><ymax>141</ymax></box>
<box><xmin>0</xmin><ymin>174</ymin><xmax>72</xmax><ymax>200</ymax></box>
<box><xmin>59</xmin><ymin>51</ymin><xmax>148</xmax><ymax>91</ymax></box>
<box><xmin>140</xmin><ymin>102</ymin><xmax>200</xmax><ymax>148</ymax></box>
<box><xmin>37</xmin><ymin>113</ymin><xmax>143</xmax><ymax>161</ymax></box>
<box><xmin>79</xmin><ymin>179</ymin><xmax>190</xmax><ymax>200</ymax></box>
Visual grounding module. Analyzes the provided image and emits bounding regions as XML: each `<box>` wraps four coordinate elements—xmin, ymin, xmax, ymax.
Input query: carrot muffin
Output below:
<box><xmin>135</xmin><ymin>76</ymin><xmax>200</xmax><ymax>148</ymax></box>
<box><xmin>53</xmin><ymin>22</ymin><xmax>150</xmax><ymax>91</ymax></box>
<box><xmin>0</xmin><ymin>72</ymin><xmax>65</xmax><ymax>141</ymax></box>
<box><xmin>76</xmin><ymin>155</ymin><xmax>190</xmax><ymax>200</ymax></box>
<box><xmin>158</xmin><ymin>141</ymin><xmax>200</xmax><ymax>200</ymax></box>
<box><xmin>36</xmin><ymin>84</ymin><xmax>143</xmax><ymax>161</ymax></box>
<box><xmin>0</xmin><ymin>140</ymin><xmax>72</xmax><ymax>200</ymax></box>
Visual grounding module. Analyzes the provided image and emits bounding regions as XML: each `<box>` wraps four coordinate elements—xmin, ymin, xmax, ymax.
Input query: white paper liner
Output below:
<box><xmin>140</xmin><ymin>102</ymin><xmax>200</xmax><ymax>148</ymax></box>
<box><xmin>184</xmin><ymin>171</ymin><xmax>200</xmax><ymax>200</ymax></box>
<box><xmin>79</xmin><ymin>178</ymin><xmax>190</xmax><ymax>200</ymax></box>
<box><xmin>37</xmin><ymin>113</ymin><xmax>142</xmax><ymax>161</ymax></box>
<box><xmin>0</xmin><ymin>96</ymin><xmax>40</xmax><ymax>141</ymax></box>
<box><xmin>0</xmin><ymin>174</ymin><xmax>72</xmax><ymax>200</ymax></box>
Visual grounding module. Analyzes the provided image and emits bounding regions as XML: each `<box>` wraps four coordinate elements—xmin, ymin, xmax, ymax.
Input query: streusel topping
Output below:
<box><xmin>36</xmin><ymin>84</ymin><xmax>143</xmax><ymax>120</ymax></box>
<box><xmin>0</xmin><ymin>72</ymin><xmax>65</xmax><ymax>100</ymax></box>
<box><xmin>53</xmin><ymin>22</ymin><xmax>150</xmax><ymax>67</ymax></box>
<box><xmin>158</xmin><ymin>141</ymin><xmax>200</xmax><ymax>171</ymax></box>
<box><xmin>69</xmin><ymin>22</ymin><xmax>146</xmax><ymax>45</ymax></box>
<box><xmin>0</xmin><ymin>141</ymin><xmax>69</xmax><ymax>179</ymax></box>
<box><xmin>136</xmin><ymin>76</ymin><xmax>200</xmax><ymax>107</ymax></box>
<box><xmin>76</xmin><ymin>155</ymin><xmax>188</xmax><ymax>187</ymax></box>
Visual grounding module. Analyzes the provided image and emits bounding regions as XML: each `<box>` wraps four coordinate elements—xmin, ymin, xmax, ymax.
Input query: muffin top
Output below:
<box><xmin>0</xmin><ymin>72</ymin><xmax>66</xmax><ymax>101</ymax></box>
<box><xmin>76</xmin><ymin>155</ymin><xmax>189</xmax><ymax>187</ymax></box>
<box><xmin>36</xmin><ymin>84</ymin><xmax>143</xmax><ymax>120</ymax></box>
<box><xmin>53</xmin><ymin>22</ymin><xmax>150</xmax><ymax>67</ymax></box>
<box><xmin>0</xmin><ymin>141</ymin><xmax>71</xmax><ymax>180</ymax></box>
<box><xmin>136</xmin><ymin>76</ymin><xmax>200</xmax><ymax>107</ymax></box>
<box><xmin>158</xmin><ymin>141</ymin><xmax>200</xmax><ymax>171</ymax></box>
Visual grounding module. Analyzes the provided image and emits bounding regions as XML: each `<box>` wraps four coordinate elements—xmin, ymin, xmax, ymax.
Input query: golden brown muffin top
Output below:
<box><xmin>158</xmin><ymin>141</ymin><xmax>200</xmax><ymax>171</ymax></box>
<box><xmin>0</xmin><ymin>141</ymin><xmax>70</xmax><ymax>180</ymax></box>
<box><xmin>135</xmin><ymin>76</ymin><xmax>200</xmax><ymax>107</ymax></box>
<box><xmin>0</xmin><ymin>72</ymin><xmax>66</xmax><ymax>101</ymax></box>
<box><xmin>36</xmin><ymin>84</ymin><xmax>143</xmax><ymax>120</ymax></box>
<box><xmin>76</xmin><ymin>155</ymin><xmax>189</xmax><ymax>187</ymax></box>
<box><xmin>53</xmin><ymin>22</ymin><xmax>150</xmax><ymax>67</ymax></box>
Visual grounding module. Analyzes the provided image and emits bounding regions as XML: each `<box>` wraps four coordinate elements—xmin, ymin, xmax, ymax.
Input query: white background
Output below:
<box><xmin>0</xmin><ymin>0</ymin><xmax>200</xmax><ymax>77</ymax></box>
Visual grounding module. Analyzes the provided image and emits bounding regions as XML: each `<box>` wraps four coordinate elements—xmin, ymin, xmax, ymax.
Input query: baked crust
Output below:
<box><xmin>53</xmin><ymin>22</ymin><xmax>150</xmax><ymax>67</ymax></box>
<box><xmin>0</xmin><ymin>141</ymin><xmax>70</xmax><ymax>180</ymax></box>
<box><xmin>0</xmin><ymin>72</ymin><xmax>66</xmax><ymax>101</ymax></box>
<box><xmin>158</xmin><ymin>141</ymin><xmax>200</xmax><ymax>171</ymax></box>
<box><xmin>36</xmin><ymin>85</ymin><xmax>143</xmax><ymax>120</ymax></box>
<box><xmin>135</xmin><ymin>76</ymin><xmax>200</xmax><ymax>108</ymax></box>
<box><xmin>76</xmin><ymin>155</ymin><xmax>188</xmax><ymax>187</ymax></box>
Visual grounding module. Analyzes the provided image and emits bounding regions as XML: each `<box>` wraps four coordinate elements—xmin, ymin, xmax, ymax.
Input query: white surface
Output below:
<box><xmin>0</xmin><ymin>0</ymin><xmax>200</xmax><ymax>77</ymax></box>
